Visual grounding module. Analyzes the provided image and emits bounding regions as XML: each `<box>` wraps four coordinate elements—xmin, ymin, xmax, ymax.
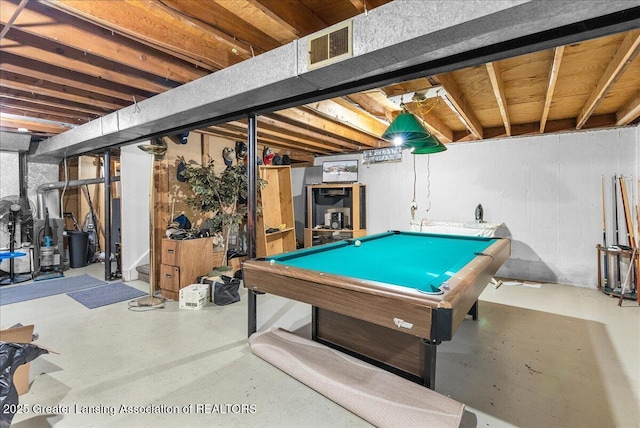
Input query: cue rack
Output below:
<box><xmin>596</xmin><ymin>174</ymin><xmax>639</xmax><ymax>304</ymax></box>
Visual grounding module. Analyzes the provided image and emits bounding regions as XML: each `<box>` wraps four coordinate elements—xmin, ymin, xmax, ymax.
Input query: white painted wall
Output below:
<box><xmin>120</xmin><ymin>143</ymin><xmax>152</xmax><ymax>281</ymax></box>
<box><xmin>304</xmin><ymin>126</ymin><xmax>638</xmax><ymax>288</ymax></box>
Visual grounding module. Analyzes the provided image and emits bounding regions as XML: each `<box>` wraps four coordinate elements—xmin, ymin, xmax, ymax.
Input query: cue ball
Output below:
<box><xmin>270</xmin><ymin>259</ymin><xmax>275</xmax><ymax>265</ymax></box>
<box><xmin>354</xmin><ymin>240</ymin><xmax>361</xmax><ymax>246</ymax></box>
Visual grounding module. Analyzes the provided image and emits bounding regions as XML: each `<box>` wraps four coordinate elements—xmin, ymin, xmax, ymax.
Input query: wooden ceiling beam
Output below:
<box><xmin>483</xmin><ymin>114</ymin><xmax>617</xmax><ymax>139</ymax></box>
<box><xmin>275</xmin><ymin>108</ymin><xmax>381</xmax><ymax>148</ymax></box>
<box><xmin>616</xmin><ymin>90</ymin><xmax>640</xmax><ymax>125</ymax></box>
<box><xmin>0</xmin><ymin>70</ymin><xmax>128</xmax><ymax>111</ymax></box>
<box><xmin>45</xmin><ymin>0</ymin><xmax>226</xmax><ymax>71</ymax></box>
<box><xmin>259</xmin><ymin>115</ymin><xmax>362</xmax><ymax>152</ymax></box>
<box><xmin>485</xmin><ymin>61</ymin><xmax>511</xmax><ymax>136</ymax></box>
<box><xmin>161</xmin><ymin>0</ymin><xmax>281</xmax><ymax>53</ymax></box>
<box><xmin>0</xmin><ymin>29</ymin><xmax>178</xmax><ymax>93</ymax></box>
<box><xmin>0</xmin><ymin>101</ymin><xmax>91</xmax><ymax>125</ymax></box>
<box><xmin>403</xmin><ymin>100</ymin><xmax>454</xmax><ymax>143</ymax></box>
<box><xmin>0</xmin><ymin>0</ymin><xmax>28</xmax><ymax>39</ymax></box>
<box><xmin>305</xmin><ymin>98</ymin><xmax>389</xmax><ymax>138</ymax></box>
<box><xmin>0</xmin><ymin>116</ymin><xmax>72</xmax><ymax>134</ymax></box>
<box><xmin>433</xmin><ymin>73</ymin><xmax>483</xmax><ymax>139</ymax></box>
<box><xmin>349</xmin><ymin>0</ymin><xmax>367</xmax><ymax>13</ymax></box>
<box><xmin>203</xmin><ymin>124</ymin><xmax>331</xmax><ymax>156</ymax></box>
<box><xmin>576</xmin><ymin>29</ymin><xmax>640</xmax><ymax>129</ymax></box>
<box><xmin>0</xmin><ymin>0</ymin><xmax>207</xmax><ymax>83</ymax></box>
<box><xmin>346</xmin><ymin>90</ymin><xmax>390</xmax><ymax>120</ymax></box>
<box><xmin>0</xmin><ymin>88</ymin><xmax>107</xmax><ymax>116</ymax></box>
<box><xmin>249</xmin><ymin>0</ymin><xmax>327</xmax><ymax>37</ymax></box>
<box><xmin>540</xmin><ymin>46</ymin><xmax>564</xmax><ymax>133</ymax></box>
<box><xmin>0</xmin><ymin>52</ymin><xmax>154</xmax><ymax>103</ymax></box>
<box><xmin>226</xmin><ymin>121</ymin><xmax>336</xmax><ymax>155</ymax></box>
<box><xmin>381</xmin><ymin>78</ymin><xmax>434</xmax><ymax>98</ymax></box>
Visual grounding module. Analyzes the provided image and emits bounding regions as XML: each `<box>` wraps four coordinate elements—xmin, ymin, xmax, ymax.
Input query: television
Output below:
<box><xmin>322</xmin><ymin>160</ymin><xmax>358</xmax><ymax>183</ymax></box>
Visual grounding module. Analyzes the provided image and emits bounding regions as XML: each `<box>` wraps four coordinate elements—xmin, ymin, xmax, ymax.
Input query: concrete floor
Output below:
<box><xmin>1</xmin><ymin>263</ymin><xmax>638</xmax><ymax>428</ymax></box>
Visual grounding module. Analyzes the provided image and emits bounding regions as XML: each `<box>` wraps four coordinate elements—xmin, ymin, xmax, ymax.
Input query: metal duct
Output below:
<box><xmin>36</xmin><ymin>176</ymin><xmax>121</xmax><ymax>219</ymax></box>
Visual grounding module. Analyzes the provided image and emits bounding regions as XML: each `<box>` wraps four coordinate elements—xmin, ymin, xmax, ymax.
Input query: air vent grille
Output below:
<box><xmin>308</xmin><ymin>21</ymin><xmax>352</xmax><ymax>70</ymax></box>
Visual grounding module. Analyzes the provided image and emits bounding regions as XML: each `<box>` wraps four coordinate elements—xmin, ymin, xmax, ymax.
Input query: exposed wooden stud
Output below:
<box><xmin>576</xmin><ymin>29</ymin><xmax>640</xmax><ymax>129</ymax></box>
<box><xmin>485</xmin><ymin>61</ymin><xmax>511</xmax><ymax>136</ymax></box>
<box><xmin>540</xmin><ymin>45</ymin><xmax>564</xmax><ymax>133</ymax></box>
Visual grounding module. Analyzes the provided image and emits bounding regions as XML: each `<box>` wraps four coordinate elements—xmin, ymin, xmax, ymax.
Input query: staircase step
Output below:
<box><xmin>136</xmin><ymin>264</ymin><xmax>150</xmax><ymax>283</ymax></box>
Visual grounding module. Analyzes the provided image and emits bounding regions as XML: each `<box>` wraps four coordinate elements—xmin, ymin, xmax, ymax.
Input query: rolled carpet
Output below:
<box><xmin>249</xmin><ymin>328</ymin><xmax>464</xmax><ymax>427</ymax></box>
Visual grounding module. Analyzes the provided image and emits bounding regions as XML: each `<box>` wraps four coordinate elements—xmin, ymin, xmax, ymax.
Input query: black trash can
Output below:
<box><xmin>68</xmin><ymin>231</ymin><xmax>89</xmax><ymax>268</ymax></box>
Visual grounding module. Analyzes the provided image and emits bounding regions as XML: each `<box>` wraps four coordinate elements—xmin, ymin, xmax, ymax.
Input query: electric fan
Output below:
<box><xmin>0</xmin><ymin>195</ymin><xmax>35</xmax><ymax>285</ymax></box>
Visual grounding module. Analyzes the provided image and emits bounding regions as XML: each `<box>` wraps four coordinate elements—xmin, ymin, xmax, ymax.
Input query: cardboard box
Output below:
<box><xmin>0</xmin><ymin>324</ymin><xmax>34</xmax><ymax>395</ymax></box>
<box><xmin>179</xmin><ymin>284</ymin><xmax>210</xmax><ymax>310</ymax></box>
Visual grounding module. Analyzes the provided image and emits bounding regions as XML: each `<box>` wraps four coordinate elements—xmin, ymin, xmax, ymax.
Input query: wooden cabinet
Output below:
<box><xmin>159</xmin><ymin>237</ymin><xmax>224</xmax><ymax>300</ymax></box>
<box><xmin>257</xmin><ymin>166</ymin><xmax>296</xmax><ymax>258</ymax></box>
<box><xmin>304</xmin><ymin>183</ymin><xmax>366</xmax><ymax>247</ymax></box>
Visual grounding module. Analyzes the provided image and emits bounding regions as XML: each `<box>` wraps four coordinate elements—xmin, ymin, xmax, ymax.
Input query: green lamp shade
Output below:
<box><xmin>411</xmin><ymin>142</ymin><xmax>447</xmax><ymax>154</ymax></box>
<box><xmin>382</xmin><ymin>112</ymin><xmax>434</xmax><ymax>146</ymax></box>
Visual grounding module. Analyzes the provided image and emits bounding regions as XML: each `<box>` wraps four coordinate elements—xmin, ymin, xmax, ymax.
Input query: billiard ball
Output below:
<box><xmin>270</xmin><ymin>259</ymin><xmax>275</xmax><ymax>265</ymax></box>
<box><xmin>354</xmin><ymin>240</ymin><xmax>361</xmax><ymax>247</ymax></box>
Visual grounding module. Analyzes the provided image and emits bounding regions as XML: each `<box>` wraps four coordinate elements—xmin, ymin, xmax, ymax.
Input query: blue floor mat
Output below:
<box><xmin>67</xmin><ymin>282</ymin><xmax>147</xmax><ymax>309</ymax></box>
<box><xmin>0</xmin><ymin>274</ymin><xmax>107</xmax><ymax>306</ymax></box>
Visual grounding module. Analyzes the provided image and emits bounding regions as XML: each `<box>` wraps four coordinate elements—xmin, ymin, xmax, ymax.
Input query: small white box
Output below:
<box><xmin>179</xmin><ymin>284</ymin><xmax>210</xmax><ymax>310</ymax></box>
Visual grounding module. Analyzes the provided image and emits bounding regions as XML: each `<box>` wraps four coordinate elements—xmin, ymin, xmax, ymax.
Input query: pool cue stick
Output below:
<box><xmin>619</xmin><ymin>176</ymin><xmax>638</xmax><ymax>296</ymax></box>
<box><xmin>601</xmin><ymin>175</ymin><xmax>608</xmax><ymax>288</ymax></box>
<box><xmin>613</xmin><ymin>175</ymin><xmax>621</xmax><ymax>287</ymax></box>
<box><xmin>618</xmin><ymin>247</ymin><xmax>636</xmax><ymax>306</ymax></box>
<box><xmin>619</xmin><ymin>176</ymin><xmax>636</xmax><ymax>249</ymax></box>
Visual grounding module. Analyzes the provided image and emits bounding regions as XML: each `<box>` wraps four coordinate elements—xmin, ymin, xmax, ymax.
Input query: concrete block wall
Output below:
<box><xmin>304</xmin><ymin>126</ymin><xmax>638</xmax><ymax>288</ymax></box>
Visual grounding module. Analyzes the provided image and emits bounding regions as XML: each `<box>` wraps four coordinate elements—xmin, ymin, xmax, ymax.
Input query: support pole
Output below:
<box><xmin>247</xmin><ymin>114</ymin><xmax>258</xmax><ymax>337</ymax></box>
<box><xmin>104</xmin><ymin>149</ymin><xmax>112</xmax><ymax>281</ymax></box>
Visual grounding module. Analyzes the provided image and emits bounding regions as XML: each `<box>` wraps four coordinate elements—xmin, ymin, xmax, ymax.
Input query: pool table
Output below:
<box><xmin>243</xmin><ymin>230</ymin><xmax>510</xmax><ymax>389</ymax></box>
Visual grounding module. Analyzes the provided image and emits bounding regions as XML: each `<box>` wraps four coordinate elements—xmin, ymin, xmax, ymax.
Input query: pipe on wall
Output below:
<box><xmin>36</xmin><ymin>176</ymin><xmax>120</xmax><ymax>219</ymax></box>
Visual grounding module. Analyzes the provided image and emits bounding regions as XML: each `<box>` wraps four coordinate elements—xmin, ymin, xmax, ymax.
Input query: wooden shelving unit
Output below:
<box><xmin>256</xmin><ymin>166</ymin><xmax>296</xmax><ymax>258</ymax></box>
<box><xmin>304</xmin><ymin>183</ymin><xmax>366</xmax><ymax>247</ymax></box>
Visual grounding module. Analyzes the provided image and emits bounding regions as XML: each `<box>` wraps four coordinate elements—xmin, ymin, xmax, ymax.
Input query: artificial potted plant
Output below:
<box><xmin>179</xmin><ymin>156</ymin><xmax>265</xmax><ymax>269</ymax></box>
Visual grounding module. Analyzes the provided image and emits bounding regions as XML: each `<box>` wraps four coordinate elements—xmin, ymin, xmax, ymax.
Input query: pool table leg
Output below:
<box><xmin>422</xmin><ymin>339</ymin><xmax>438</xmax><ymax>389</ymax></box>
<box><xmin>248</xmin><ymin>290</ymin><xmax>257</xmax><ymax>336</ymax></box>
<box><xmin>468</xmin><ymin>301</ymin><xmax>479</xmax><ymax>320</ymax></box>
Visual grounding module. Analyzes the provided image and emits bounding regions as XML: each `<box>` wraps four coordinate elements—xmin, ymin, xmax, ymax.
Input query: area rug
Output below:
<box><xmin>0</xmin><ymin>274</ymin><xmax>107</xmax><ymax>306</ymax></box>
<box><xmin>249</xmin><ymin>328</ymin><xmax>465</xmax><ymax>428</ymax></box>
<box><xmin>67</xmin><ymin>282</ymin><xmax>147</xmax><ymax>309</ymax></box>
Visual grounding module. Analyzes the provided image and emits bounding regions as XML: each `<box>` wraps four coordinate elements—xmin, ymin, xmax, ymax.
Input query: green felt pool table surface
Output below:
<box><xmin>267</xmin><ymin>231</ymin><xmax>498</xmax><ymax>294</ymax></box>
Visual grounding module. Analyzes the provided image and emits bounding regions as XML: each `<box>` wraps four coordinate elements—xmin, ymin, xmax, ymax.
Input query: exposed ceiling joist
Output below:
<box><xmin>616</xmin><ymin>91</ymin><xmax>640</xmax><ymax>125</ymax></box>
<box><xmin>0</xmin><ymin>0</ymin><xmax>639</xmax><ymax>158</ymax></box>
<box><xmin>485</xmin><ymin>62</ymin><xmax>511</xmax><ymax>136</ymax></box>
<box><xmin>0</xmin><ymin>0</ymin><xmax>206</xmax><ymax>83</ymax></box>
<box><xmin>433</xmin><ymin>73</ymin><xmax>484</xmax><ymax>140</ymax></box>
<box><xmin>540</xmin><ymin>46</ymin><xmax>564</xmax><ymax>133</ymax></box>
<box><xmin>576</xmin><ymin>29</ymin><xmax>640</xmax><ymax>129</ymax></box>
